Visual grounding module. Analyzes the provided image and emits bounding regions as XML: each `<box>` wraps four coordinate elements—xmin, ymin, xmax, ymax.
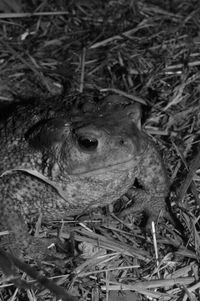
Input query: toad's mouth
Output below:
<box><xmin>68</xmin><ymin>155</ymin><xmax>137</xmax><ymax>177</ymax></box>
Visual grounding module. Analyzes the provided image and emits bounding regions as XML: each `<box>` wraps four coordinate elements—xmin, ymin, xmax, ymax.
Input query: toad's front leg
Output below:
<box><xmin>119</xmin><ymin>188</ymin><xmax>168</xmax><ymax>229</ymax></box>
<box><xmin>119</xmin><ymin>138</ymin><xmax>170</xmax><ymax>228</ymax></box>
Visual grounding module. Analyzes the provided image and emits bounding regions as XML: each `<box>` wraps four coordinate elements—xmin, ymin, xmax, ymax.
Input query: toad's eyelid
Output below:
<box><xmin>75</xmin><ymin>130</ymin><xmax>102</xmax><ymax>139</ymax></box>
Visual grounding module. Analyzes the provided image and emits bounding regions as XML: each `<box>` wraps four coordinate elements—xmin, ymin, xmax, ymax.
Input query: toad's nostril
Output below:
<box><xmin>119</xmin><ymin>138</ymin><xmax>125</xmax><ymax>146</ymax></box>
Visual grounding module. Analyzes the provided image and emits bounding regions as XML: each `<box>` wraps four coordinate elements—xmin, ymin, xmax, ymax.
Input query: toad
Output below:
<box><xmin>0</xmin><ymin>94</ymin><xmax>169</xmax><ymax>258</ymax></box>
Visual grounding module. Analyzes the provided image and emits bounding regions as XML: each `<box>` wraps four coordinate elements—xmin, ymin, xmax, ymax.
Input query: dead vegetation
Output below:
<box><xmin>0</xmin><ymin>0</ymin><xmax>200</xmax><ymax>300</ymax></box>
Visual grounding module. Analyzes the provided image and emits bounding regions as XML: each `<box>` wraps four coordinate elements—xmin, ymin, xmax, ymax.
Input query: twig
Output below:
<box><xmin>80</xmin><ymin>47</ymin><xmax>86</xmax><ymax>93</ymax></box>
<box><xmin>0</xmin><ymin>12</ymin><xmax>69</xmax><ymax>19</ymax></box>
<box><xmin>0</xmin><ymin>249</ymin><xmax>78</xmax><ymax>301</ymax></box>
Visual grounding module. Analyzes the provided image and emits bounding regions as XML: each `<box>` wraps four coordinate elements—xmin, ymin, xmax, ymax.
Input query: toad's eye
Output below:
<box><xmin>77</xmin><ymin>136</ymin><xmax>98</xmax><ymax>152</ymax></box>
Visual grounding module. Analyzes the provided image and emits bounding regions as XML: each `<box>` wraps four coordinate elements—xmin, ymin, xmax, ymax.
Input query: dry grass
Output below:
<box><xmin>0</xmin><ymin>0</ymin><xmax>200</xmax><ymax>300</ymax></box>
